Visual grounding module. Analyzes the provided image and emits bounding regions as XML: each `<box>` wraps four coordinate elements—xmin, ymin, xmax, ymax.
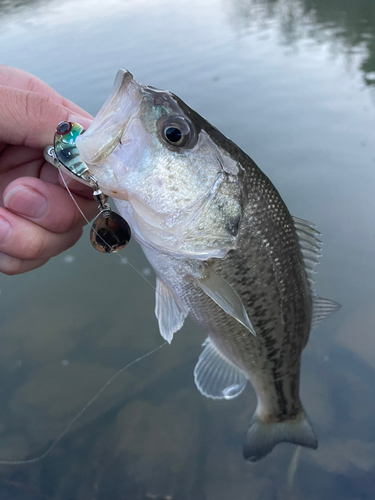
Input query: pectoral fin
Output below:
<box><xmin>194</xmin><ymin>270</ymin><xmax>256</xmax><ymax>336</ymax></box>
<box><xmin>155</xmin><ymin>277</ymin><xmax>188</xmax><ymax>343</ymax></box>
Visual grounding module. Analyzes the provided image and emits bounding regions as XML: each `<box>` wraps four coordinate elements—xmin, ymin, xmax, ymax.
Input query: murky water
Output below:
<box><xmin>0</xmin><ymin>0</ymin><xmax>374</xmax><ymax>498</ymax></box>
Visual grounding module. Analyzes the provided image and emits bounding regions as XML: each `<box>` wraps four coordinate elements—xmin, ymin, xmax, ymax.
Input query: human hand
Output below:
<box><xmin>0</xmin><ymin>65</ymin><xmax>98</xmax><ymax>275</ymax></box>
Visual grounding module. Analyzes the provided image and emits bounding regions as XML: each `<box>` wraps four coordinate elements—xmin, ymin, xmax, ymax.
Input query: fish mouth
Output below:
<box><xmin>76</xmin><ymin>69</ymin><xmax>141</xmax><ymax>167</ymax></box>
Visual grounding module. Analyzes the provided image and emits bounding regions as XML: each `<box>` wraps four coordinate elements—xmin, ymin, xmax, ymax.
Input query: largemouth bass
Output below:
<box><xmin>76</xmin><ymin>70</ymin><xmax>340</xmax><ymax>461</ymax></box>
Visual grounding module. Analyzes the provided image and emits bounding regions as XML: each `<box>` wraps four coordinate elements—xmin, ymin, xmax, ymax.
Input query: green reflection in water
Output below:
<box><xmin>228</xmin><ymin>0</ymin><xmax>375</xmax><ymax>86</ymax></box>
<box><xmin>0</xmin><ymin>0</ymin><xmax>47</xmax><ymax>15</ymax></box>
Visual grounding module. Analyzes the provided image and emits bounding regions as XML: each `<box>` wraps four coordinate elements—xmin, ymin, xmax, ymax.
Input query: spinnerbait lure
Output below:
<box><xmin>44</xmin><ymin>121</ymin><xmax>131</xmax><ymax>253</ymax></box>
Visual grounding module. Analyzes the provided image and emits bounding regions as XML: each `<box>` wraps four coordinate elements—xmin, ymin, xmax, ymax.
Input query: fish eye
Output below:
<box><xmin>56</xmin><ymin>121</ymin><xmax>72</xmax><ymax>136</ymax></box>
<box><xmin>165</xmin><ymin>126</ymin><xmax>182</xmax><ymax>144</ymax></box>
<box><xmin>161</xmin><ymin>117</ymin><xmax>192</xmax><ymax>148</ymax></box>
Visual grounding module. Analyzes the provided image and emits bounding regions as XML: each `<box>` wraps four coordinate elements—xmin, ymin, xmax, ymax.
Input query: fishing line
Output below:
<box><xmin>0</xmin><ymin>341</ymin><xmax>167</xmax><ymax>465</ymax></box>
<box><xmin>286</xmin><ymin>445</ymin><xmax>301</xmax><ymax>494</ymax></box>
<box><xmin>0</xmin><ymin>174</ymin><xmax>169</xmax><ymax>465</ymax></box>
<box><xmin>59</xmin><ymin>171</ymin><xmax>160</xmax><ymax>296</ymax></box>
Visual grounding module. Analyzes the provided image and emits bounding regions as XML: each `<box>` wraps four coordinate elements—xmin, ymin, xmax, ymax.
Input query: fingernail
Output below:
<box><xmin>0</xmin><ymin>216</ymin><xmax>12</xmax><ymax>244</ymax></box>
<box><xmin>69</xmin><ymin>115</ymin><xmax>93</xmax><ymax>130</ymax></box>
<box><xmin>4</xmin><ymin>185</ymin><xmax>48</xmax><ymax>219</ymax></box>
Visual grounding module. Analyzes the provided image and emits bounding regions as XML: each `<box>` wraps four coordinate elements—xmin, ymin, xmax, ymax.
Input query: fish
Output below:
<box><xmin>75</xmin><ymin>69</ymin><xmax>340</xmax><ymax>462</ymax></box>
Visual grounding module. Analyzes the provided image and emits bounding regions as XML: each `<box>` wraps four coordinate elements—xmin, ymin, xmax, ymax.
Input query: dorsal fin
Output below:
<box><xmin>293</xmin><ymin>216</ymin><xmax>341</xmax><ymax>329</ymax></box>
<box><xmin>293</xmin><ymin>216</ymin><xmax>322</xmax><ymax>289</ymax></box>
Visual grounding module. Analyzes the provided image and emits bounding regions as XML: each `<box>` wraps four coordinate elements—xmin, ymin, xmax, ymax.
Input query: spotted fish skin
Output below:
<box><xmin>204</xmin><ymin>168</ymin><xmax>311</xmax><ymax>419</ymax></box>
<box><xmin>76</xmin><ymin>70</ymin><xmax>339</xmax><ymax>461</ymax></box>
<box><xmin>141</xmin><ymin>139</ymin><xmax>315</xmax><ymax>460</ymax></box>
<box><xmin>136</xmin><ymin>127</ymin><xmax>318</xmax><ymax>461</ymax></box>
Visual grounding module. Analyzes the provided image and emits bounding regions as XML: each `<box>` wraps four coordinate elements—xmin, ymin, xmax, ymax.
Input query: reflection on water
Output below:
<box><xmin>227</xmin><ymin>0</ymin><xmax>375</xmax><ymax>87</ymax></box>
<box><xmin>0</xmin><ymin>0</ymin><xmax>49</xmax><ymax>21</ymax></box>
<box><xmin>0</xmin><ymin>0</ymin><xmax>374</xmax><ymax>498</ymax></box>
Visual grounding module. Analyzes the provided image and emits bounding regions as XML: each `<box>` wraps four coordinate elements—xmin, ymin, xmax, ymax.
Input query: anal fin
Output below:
<box><xmin>194</xmin><ymin>337</ymin><xmax>247</xmax><ymax>400</ymax></box>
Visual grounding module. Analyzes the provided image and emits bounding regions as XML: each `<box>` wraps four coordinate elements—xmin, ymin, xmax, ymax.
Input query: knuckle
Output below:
<box><xmin>24</xmin><ymin>93</ymin><xmax>67</xmax><ymax>132</ymax></box>
<box><xmin>25</xmin><ymin>231</ymin><xmax>47</xmax><ymax>259</ymax></box>
<box><xmin>61</xmin><ymin>227</ymin><xmax>83</xmax><ymax>252</ymax></box>
<box><xmin>25</xmin><ymin>91</ymin><xmax>45</xmax><ymax>123</ymax></box>
<box><xmin>52</xmin><ymin>210</ymin><xmax>77</xmax><ymax>234</ymax></box>
<box><xmin>4</xmin><ymin>89</ymin><xmax>23</xmax><ymax>125</ymax></box>
<box><xmin>25</xmin><ymin>74</ymin><xmax>44</xmax><ymax>94</ymax></box>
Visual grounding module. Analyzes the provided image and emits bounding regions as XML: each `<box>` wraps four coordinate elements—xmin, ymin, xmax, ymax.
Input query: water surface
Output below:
<box><xmin>0</xmin><ymin>0</ymin><xmax>374</xmax><ymax>498</ymax></box>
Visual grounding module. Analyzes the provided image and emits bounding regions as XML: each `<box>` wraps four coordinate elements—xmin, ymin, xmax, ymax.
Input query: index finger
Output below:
<box><xmin>0</xmin><ymin>65</ymin><xmax>92</xmax><ymax>119</ymax></box>
<box><xmin>0</xmin><ymin>84</ymin><xmax>92</xmax><ymax>149</ymax></box>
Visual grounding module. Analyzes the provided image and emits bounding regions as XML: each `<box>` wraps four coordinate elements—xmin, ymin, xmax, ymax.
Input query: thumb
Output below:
<box><xmin>0</xmin><ymin>84</ymin><xmax>92</xmax><ymax>149</ymax></box>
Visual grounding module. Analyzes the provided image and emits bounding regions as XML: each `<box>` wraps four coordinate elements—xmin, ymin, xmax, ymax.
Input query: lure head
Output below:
<box><xmin>76</xmin><ymin>70</ymin><xmax>243</xmax><ymax>260</ymax></box>
<box><xmin>54</xmin><ymin>121</ymin><xmax>90</xmax><ymax>183</ymax></box>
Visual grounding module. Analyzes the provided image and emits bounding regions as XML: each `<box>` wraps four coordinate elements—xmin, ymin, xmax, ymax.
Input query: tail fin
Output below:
<box><xmin>243</xmin><ymin>409</ymin><xmax>317</xmax><ymax>462</ymax></box>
